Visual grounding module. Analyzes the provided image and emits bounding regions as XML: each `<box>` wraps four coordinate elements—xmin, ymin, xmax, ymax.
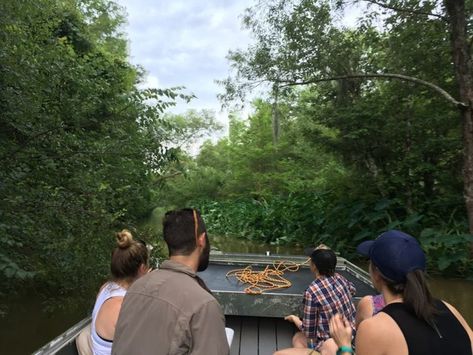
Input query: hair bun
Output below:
<box><xmin>116</xmin><ymin>229</ymin><xmax>133</xmax><ymax>249</ymax></box>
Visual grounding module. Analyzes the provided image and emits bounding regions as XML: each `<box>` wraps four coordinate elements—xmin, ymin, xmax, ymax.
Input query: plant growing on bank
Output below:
<box><xmin>160</xmin><ymin>96</ymin><xmax>471</xmax><ymax>277</ymax></box>
<box><xmin>193</xmin><ymin>196</ymin><xmax>472</xmax><ymax>277</ymax></box>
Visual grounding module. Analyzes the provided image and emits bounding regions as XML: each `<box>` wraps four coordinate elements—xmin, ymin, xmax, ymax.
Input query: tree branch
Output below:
<box><xmin>276</xmin><ymin>73</ymin><xmax>467</xmax><ymax>108</ymax></box>
<box><xmin>362</xmin><ymin>0</ymin><xmax>448</xmax><ymax>21</ymax></box>
<box><xmin>1</xmin><ymin>102</ymin><xmax>135</xmax><ymax>163</ymax></box>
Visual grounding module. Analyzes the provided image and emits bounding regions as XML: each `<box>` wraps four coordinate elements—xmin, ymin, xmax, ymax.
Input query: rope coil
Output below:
<box><xmin>225</xmin><ymin>259</ymin><xmax>310</xmax><ymax>295</ymax></box>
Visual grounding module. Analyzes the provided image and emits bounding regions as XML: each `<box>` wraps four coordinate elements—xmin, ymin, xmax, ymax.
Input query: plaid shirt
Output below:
<box><xmin>301</xmin><ymin>273</ymin><xmax>356</xmax><ymax>350</ymax></box>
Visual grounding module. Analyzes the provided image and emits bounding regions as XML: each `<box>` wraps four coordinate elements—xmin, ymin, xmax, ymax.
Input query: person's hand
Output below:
<box><xmin>329</xmin><ymin>313</ymin><xmax>352</xmax><ymax>348</ymax></box>
<box><xmin>284</xmin><ymin>315</ymin><xmax>302</xmax><ymax>329</ymax></box>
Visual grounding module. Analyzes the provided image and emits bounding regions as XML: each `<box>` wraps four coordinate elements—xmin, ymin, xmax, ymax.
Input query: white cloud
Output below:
<box><xmin>138</xmin><ymin>74</ymin><xmax>160</xmax><ymax>90</ymax></box>
<box><xmin>114</xmin><ymin>0</ymin><xmax>259</xmax><ymax>154</ymax></box>
<box><xmin>116</xmin><ymin>0</ymin><xmax>254</xmax><ymax>119</ymax></box>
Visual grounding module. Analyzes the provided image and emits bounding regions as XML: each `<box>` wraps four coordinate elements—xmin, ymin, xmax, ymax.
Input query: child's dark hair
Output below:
<box><xmin>310</xmin><ymin>249</ymin><xmax>336</xmax><ymax>276</ymax></box>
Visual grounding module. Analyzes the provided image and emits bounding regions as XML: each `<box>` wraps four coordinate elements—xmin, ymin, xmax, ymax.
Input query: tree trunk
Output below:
<box><xmin>272</xmin><ymin>85</ymin><xmax>280</xmax><ymax>145</ymax></box>
<box><xmin>460</xmin><ymin>106</ymin><xmax>473</xmax><ymax>237</ymax></box>
<box><xmin>445</xmin><ymin>0</ymin><xmax>473</xmax><ymax>238</ymax></box>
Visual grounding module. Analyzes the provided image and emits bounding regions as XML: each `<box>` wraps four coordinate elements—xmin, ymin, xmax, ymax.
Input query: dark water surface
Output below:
<box><xmin>0</xmin><ymin>294</ymin><xmax>93</xmax><ymax>355</ymax></box>
<box><xmin>1</xmin><ymin>236</ymin><xmax>472</xmax><ymax>354</ymax></box>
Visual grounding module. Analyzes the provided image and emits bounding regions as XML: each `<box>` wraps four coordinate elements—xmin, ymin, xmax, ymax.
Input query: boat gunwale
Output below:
<box><xmin>32</xmin><ymin>316</ymin><xmax>92</xmax><ymax>355</ymax></box>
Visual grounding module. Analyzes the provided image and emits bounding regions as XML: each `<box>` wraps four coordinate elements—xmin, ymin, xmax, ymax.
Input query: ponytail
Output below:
<box><xmin>384</xmin><ymin>269</ymin><xmax>437</xmax><ymax>327</ymax></box>
<box><xmin>403</xmin><ymin>270</ymin><xmax>437</xmax><ymax>327</ymax></box>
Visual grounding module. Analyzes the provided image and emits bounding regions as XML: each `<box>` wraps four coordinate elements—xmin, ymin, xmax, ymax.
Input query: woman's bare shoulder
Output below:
<box><xmin>356</xmin><ymin>296</ymin><xmax>374</xmax><ymax>327</ymax></box>
<box><xmin>356</xmin><ymin>312</ymin><xmax>408</xmax><ymax>355</ymax></box>
<box><xmin>358</xmin><ymin>311</ymin><xmax>400</xmax><ymax>335</ymax></box>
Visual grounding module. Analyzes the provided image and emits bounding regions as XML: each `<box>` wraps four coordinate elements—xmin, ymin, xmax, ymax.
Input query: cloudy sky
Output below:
<box><xmin>114</xmin><ymin>0</ymin><xmax>362</xmax><ymax>151</ymax></box>
<box><xmin>116</xmin><ymin>0</ymin><xmax>255</xmax><ymax>119</ymax></box>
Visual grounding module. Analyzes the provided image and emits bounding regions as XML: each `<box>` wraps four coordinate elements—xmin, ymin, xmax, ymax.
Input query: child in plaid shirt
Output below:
<box><xmin>275</xmin><ymin>247</ymin><xmax>356</xmax><ymax>355</ymax></box>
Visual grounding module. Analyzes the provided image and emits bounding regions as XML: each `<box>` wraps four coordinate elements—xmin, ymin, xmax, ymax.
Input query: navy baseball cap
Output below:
<box><xmin>356</xmin><ymin>230</ymin><xmax>426</xmax><ymax>283</ymax></box>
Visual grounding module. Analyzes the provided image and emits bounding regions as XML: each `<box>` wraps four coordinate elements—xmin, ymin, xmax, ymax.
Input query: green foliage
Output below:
<box><xmin>420</xmin><ymin>228</ymin><xmax>473</xmax><ymax>274</ymax></box>
<box><xmin>161</xmin><ymin>109</ymin><xmax>223</xmax><ymax>150</ymax></box>
<box><xmin>161</xmin><ymin>99</ymin><xmax>345</xmax><ymax>204</ymax></box>
<box><xmin>159</xmin><ymin>91</ymin><xmax>471</xmax><ymax>276</ymax></box>
<box><xmin>194</xmin><ymin>194</ymin><xmax>471</xmax><ymax>276</ymax></box>
<box><xmin>2</xmin><ymin>0</ymin><xmax>472</xmax><ymax>304</ymax></box>
<box><xmin>0</xmin><ymin>0</ymin><xmax>181</xmax><ymax>295</ymax></box>
<box><xmin>203</xmin><ymin>0</ymin><xmax>472</xmax><ymax>276</ymax></box>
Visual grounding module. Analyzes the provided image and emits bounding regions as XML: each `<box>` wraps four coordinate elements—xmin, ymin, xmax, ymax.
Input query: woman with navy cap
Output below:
<box><xmin>329</xmin><ymin>230</ymin><xmax>473</xmax><ymax>355</ymax></box>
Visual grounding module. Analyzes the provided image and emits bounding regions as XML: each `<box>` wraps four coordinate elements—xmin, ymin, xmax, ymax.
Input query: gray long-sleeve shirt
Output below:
<box><xmin>112</xmin><ymin>260</ymin><xmax>229</xmax><ymax>355</ymax></box>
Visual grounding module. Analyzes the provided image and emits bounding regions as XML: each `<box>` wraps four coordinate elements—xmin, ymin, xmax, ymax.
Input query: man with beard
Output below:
<box><xmin>112</xmin><ymin>209</ymin><xmax>229</xmax><ymax>355</ymax></box>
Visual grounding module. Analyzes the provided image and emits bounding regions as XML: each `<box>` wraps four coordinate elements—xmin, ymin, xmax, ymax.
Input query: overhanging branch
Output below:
<box><xmin>276</xmin><ymin>73</ymin><xmax>467</xmax><ymax>109</ymax></box>
<box><xmin>362</xmin><ymin>0</ymin><xmax>447</xmax><ymax>21</ymax></box>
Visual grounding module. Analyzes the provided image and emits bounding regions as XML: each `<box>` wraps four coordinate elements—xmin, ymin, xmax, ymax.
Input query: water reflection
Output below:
<box><xmin>430</xmin><ymin>277</ymin><xmax>473</xmax><ymax>325</ymax></box>
<box><xmin>0</xmin><ymin>294</ymin><xmax>92</xmax><ymax>355</ymax></box>
<box><xmin>211</xmin><ymin>235</ymin><xmax>305</xmax><ymax>255</ymax></box>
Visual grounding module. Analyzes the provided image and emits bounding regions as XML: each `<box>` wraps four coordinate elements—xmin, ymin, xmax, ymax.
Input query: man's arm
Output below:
<box><xmin>337</xmin><ymin>273</ymin><xmax>356</xmax><ymax>296</ymax></box>
<box><xmin>344</xmin><ymin>277</ymin><xmax>356</xmax><ymax>296</ymax></box>
<box><xmin>190</xmin><ymin>299</ymin><xmax>229</xmax><ymax>355</ymax></box>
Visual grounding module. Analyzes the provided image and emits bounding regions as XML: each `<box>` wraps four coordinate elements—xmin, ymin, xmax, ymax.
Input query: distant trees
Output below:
<box><xmin>219</xmin><ymin>0</ymin><xmax>473</xmax><ymax>239</ymax></box>
<box><xmin>145</xmin><ymin>0</ymin><xmax>470</xmax><ymax>274</ymax></box>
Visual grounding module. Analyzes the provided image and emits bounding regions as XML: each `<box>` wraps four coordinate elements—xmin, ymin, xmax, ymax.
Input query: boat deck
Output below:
<box><xmin>226</xmin><ymin>316</ymin><xmax>295</xmax><ymax>355</ymax></box>
<box><xmin>198</xmin><ymin>259</ymin><xmax>374</xmax><ymax>318</ymax></box>
<box><xmin>35</xmin><ymin>315</ymin><xmax>295</xmax><ymax>355</ymax></box>
<box><xmin>200</xmin><ymin>263</ymin><xmax>374</xmax><ymax>297</ymax></box>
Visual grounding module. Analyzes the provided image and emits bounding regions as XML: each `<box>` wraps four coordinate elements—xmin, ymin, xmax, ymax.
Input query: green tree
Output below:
<box><xmin>219</xmin><ymin>0</ymin><xmax>473</xmax><ymax>239</ymax></box>
<box><xmin>0</xmin><ymin>0</ymin><xmax>182</xmax><ymax>295</ymax></box>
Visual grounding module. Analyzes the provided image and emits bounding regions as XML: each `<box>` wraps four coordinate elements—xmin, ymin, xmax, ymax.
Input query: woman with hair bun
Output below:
<box><xmin>329</xmin><ymin>230</ymin><xmax>473</xmax><ymax>355</ymax></box>
<box><xmin>87</xmin><ymin>229</ymin><xmax>149</xmax><ymax>355</ymax></box>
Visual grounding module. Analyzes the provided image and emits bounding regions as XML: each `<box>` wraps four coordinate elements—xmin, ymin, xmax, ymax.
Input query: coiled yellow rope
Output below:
<box><xmin>226</xmin><ymin>259</ymin><xmax>310</xmax><ymax>295</ymax></box>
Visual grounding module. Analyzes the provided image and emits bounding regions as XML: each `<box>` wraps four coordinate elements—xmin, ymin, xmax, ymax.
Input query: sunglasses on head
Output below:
<box><xmin>193</xmin><ymin>209</ymin><xmax>200</xmax><ymax>244</ymax></box>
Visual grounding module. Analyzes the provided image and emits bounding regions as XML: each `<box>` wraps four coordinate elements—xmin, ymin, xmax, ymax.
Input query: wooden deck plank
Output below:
<box><xmin>240</xmin><ymin>317</ymin><xmax>259</xmax><ymax>355</ymax></box>
<box><xmin>275</xmin><ymin>318</ymin><xmax>295</xmax><ymax>350</ymax></box>
<box><xmin>258</xmin><ymin>317</ymin><xmax>277</xmax><ymax>354</ymax></box>
<box><xmin>226</xmin><ymin>316</ymin><xmax>242</xmax><ymax>355</ymax></box>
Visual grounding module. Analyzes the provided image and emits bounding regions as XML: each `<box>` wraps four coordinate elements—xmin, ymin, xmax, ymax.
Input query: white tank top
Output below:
<box><xmin>91</xmin><ymin>282</ymin><xmax>127</xmax><ymax>355</ymax></box>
